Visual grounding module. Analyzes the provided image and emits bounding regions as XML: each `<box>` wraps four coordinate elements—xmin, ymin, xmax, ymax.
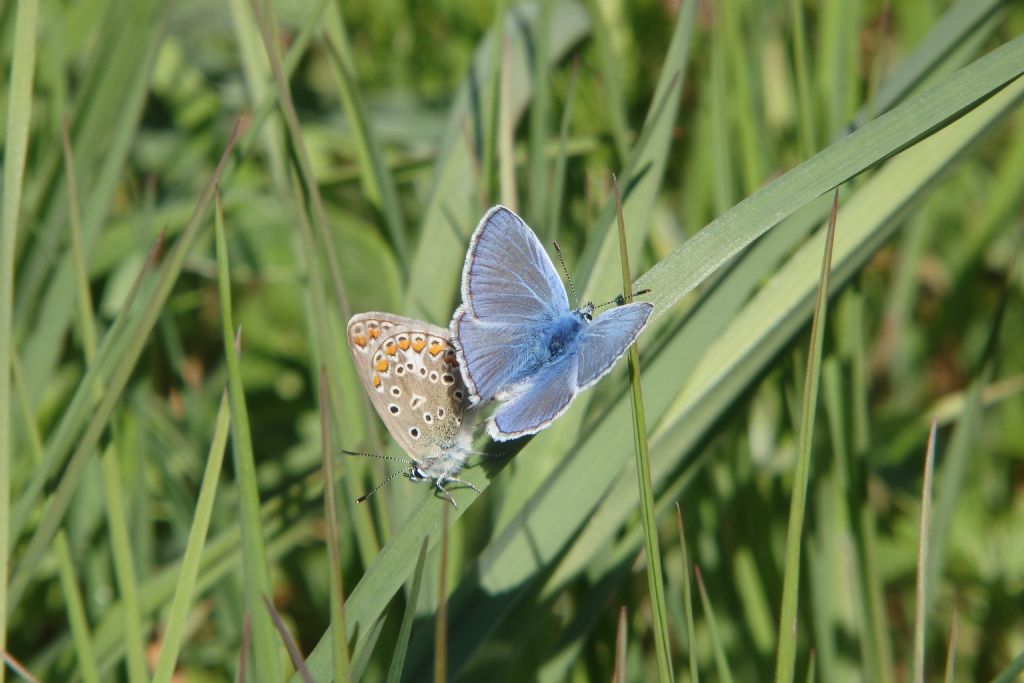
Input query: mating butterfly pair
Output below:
<box><xmin>346</xmin><ymin>206</ymin><xmax>653</xmax><ymax>505</ymax></box>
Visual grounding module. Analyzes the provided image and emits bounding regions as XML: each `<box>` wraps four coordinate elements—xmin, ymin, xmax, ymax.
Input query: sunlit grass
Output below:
<box><xmin>5</xmin><ymin>1</ymin><xmax>1024</xmax><ymax>681</ymax></box>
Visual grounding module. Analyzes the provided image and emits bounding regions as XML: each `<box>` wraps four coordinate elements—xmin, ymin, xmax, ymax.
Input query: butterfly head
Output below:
<box><xmin>577</xmin><ymin>302</ymin><xmax>595</xmax><ymax>321</ymax></box>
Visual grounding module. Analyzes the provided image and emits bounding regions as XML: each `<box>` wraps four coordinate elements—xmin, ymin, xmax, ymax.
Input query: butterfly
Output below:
<box><xmin>346</xmin><ymin>312</ymin><xmax>479</xmax><ymax>506</ymax></box>
<box><xmin>450</xmin><ymin>205</ymin><xmax>653</xmax><ymax>441</ymax></box>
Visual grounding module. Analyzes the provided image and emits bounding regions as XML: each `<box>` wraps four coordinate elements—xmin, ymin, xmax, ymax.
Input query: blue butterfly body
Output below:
<box><xmin>451</xmin><ymin>206</ymin><xmax>653</xmax><ymax>441</ymax></box>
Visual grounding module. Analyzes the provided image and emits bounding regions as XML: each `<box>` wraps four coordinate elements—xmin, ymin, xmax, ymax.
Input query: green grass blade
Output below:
<box><xmin>215</xmin><ymin>192</ymin><xmax>282</xmax><ymax>681</ymax></box>
<box><xmin>991</xmin><ymin>651</ymin><xmax>1024</xmax><ymax>683</ymax></box>
<box><xmin>151</xmin><ymin>390</ymin><xmax>232</xmax><ymax>683</ymax></box>
<box><xmin>774</xmin><ymin>190</ymin><xmax>839</xmax><ymax>683</ymax></box>
<box><xmin>527</xmin><ymin>0</ymin><xmax>553</xmax><ymax>224</ymax></box>
<box><xmin>584</xmin><ymin>0</ymin><xmax>629</xmax><ymax>160</ymax></box>
<box><xmin>264</xmin><ymin>596</ymin><xmax>315</xmax><ymax>683</ymax></box>
<box><xmin>612</xmin><ymin>606</ymin><xmax>627</xmax><ymax>683</ymax></box>
<box><xmin>0</xmin><ymin>0</ymin><xmax>40</xmax><ymax>669</ymax></box>
<box><xmin>434</xmin><ymin>506</ymin><xmax>450</xmax><ymax>683</ymax></box>
<box><xmin>675</xmin><ymin>505</ymin><xmax>699</xmax><ymax>683</ymax></box>
<box><xmin>8</xmin><ymin>125</ymin><xmax>242</xmax><ymax>613</ymax></box>
<box><xmin>384</xmin><ymin>540</ymin><xmax>429</xmax><ymax>683</ymax></box>
<box><xmin>943</xmin><ymin>609</ymin><xmax>958</xmax><ymax>683</ymax></box>
<box><xmin>695</xmin><ymin>565</ymin><xmax>734</xmax><ymax>683</ymax></box>
<box><xmin>250</xmin><ymin>0</ymin><xmax>351</xmax><ymax>323</ymax></box>
<box><xmin>403</xmin><ymin>0</ymin><xmax>589</xmax><ymax>324</ymax></box>
<box><xmin>789</xmin><ymin>0</ymin><xmax>815</xmax><ymax>154</ymax></box>
<box><xmin>637</xmin><ymin>36</ymin><xmax>1024</xmax><ymax>318</ymax></box>
<box><xmin>323</xmin><ymin>4</ymin><xmax>409</xmax><ymax>263</ymax></box>
<box><xmin>319</xmin><ymin>369</ymin><xmax>351</xmax><ymax>683</ymax></box>
<box><xmin>614</xmin><ymin>179</ymin><xmax>671</xmax><ymax>682</ymax></box>
<box><xmin>14</xmin><ymin>354</ymin><xmax>100</xmax><ymax>683</ymax></box>
<box><xmin>912</xmin><ymin>418</ymin><xmax>939</xmax><ymax>683</ymax></box>
<box><xmin>99</xmin><ymin>443</ymin><xmax>147</xmax><ymax>683</ymax></box>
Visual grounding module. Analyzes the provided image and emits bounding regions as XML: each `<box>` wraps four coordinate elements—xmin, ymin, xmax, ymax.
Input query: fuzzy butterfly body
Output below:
<box><xmin>450</xmin><ymin>206</ymin><xmax>654</xmax><ymax>441</ymax></box>
<box><xmin>347</xmin><ymin>313</ymin><xmax>477</xmax><ymax>502</ymax></box>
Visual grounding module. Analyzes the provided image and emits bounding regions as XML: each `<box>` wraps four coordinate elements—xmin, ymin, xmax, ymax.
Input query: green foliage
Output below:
<box><xmin>4</xmin><ymin>0</ymin><xmax>1024</xmax><ymax>681</ymax></box>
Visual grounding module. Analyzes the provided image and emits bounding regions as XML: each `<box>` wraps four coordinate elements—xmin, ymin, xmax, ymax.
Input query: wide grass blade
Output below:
<box><xmin>637</xmin><ymin>36</ymin><xmax>1024</xmax><ymax>317</ymax></box>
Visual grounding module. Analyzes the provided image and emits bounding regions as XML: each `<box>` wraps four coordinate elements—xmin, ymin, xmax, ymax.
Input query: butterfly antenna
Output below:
<box><xmin>552</xmin><ymin>241</ymin><xmax>580</xmax><ymax>309</ymax></box>
<box><xmin>356</xmin><ymin>469</ymin><xmax>405</xmax><ymax>503</ymax></box>
<box><xmin>341</xmin><ymin>449</ymin><xmax>409</xmax><ymax>465</ymax></box>
<box><xmin>594</xmin><ymin>288</ymin><xmax>653</xmax><ymax>310</ymax></box>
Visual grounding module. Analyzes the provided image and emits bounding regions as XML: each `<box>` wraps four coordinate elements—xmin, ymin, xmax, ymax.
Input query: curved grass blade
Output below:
<box><xmin>0</xmin><ymin>0</ymin><xmax>40</xmax><ymax>666</ymax></box>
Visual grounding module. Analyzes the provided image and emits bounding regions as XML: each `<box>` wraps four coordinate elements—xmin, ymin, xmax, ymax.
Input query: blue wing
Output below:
<box><xmin>450</xmin><ymin>310</ymin><xmax>526</xmax><ymax>403</ymax></box>
<box><xmin>487</xmin><ymin>356</ymin><xmax>578</xmax><ymax>441</ymax></box>
<box><xmin>576</xmin><ymin>303</ymin><xmax>653</xmax><ymax>389</ymax></box>
<box><xmin>459</xmin><ymin>206</ymin><xmax>568</xmax><ymax>324</ymax></box>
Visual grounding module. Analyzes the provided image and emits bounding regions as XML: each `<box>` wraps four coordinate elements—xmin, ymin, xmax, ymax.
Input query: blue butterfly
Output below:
<box><xmin>450</xmin><ymin>205</ymin><xmax>654</xmax><ymax>441</ymax></box>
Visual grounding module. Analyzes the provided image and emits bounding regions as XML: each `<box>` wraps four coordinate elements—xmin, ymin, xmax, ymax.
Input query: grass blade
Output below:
<box><xmin>0</xmin><ymin>0</ymin><xmax>40</xmax><ymax>669</ymax></box>
<box><xmin>384</xmin><ymin>540</ymin><xmax>429</xmax><ymax>683</ymax></box>
<box><xmin>614</xmin><ymin>178</ymin><xmax>671</xmax><ymax>681</ymax></box>
<box><xmin>263</xmin><ymin>596</ymin><xmax>315</xmax><ymax>683</ymax></box>
<box><xmin>637</xmin><ymin>36</ymin><xmax>1024</xmax><ymax>318</ymax></box>
<box><xmin>612</xmin><ymin>606</ymin><xmax>627</xmax><ymax>683</ymax></box>
<box><xmin>912</xmin><ymin>418</ymin><xmax>939</xmax><ymax>683</ymax></box>
<box><xmin>774</xmin><ymin>190</ymin><xmax>840</xmax><ymax>683</ymax></box>
<box><xmin>320</xmin><ymin>368</ymin><xmax>352</xmax><ymax>683</ymax></box>
<box><xmin>215</xmin><ymin>193</ymin><xmax>282</xmax><ymax>680</ymax></box>
<box><xmin>675</xmin><ymin>504</ymin><xmax>699</xmax><ymax>683</ymax></box>
<box><xmin>8</xmin><ymin>122</ymin><xmax>242</xmax><ymax>613</ymax></box>
<box><xmin>695</xmin><ymin>565</ymin><xmax>734</xmax><ymax>683</ymax></box>
<box><xmin>435</xmin><ymin>505</ymin><xmax>450</xmax><ymax>683</ymax></box>
<box><xmin>151</xmin><ymin>390</ymin><xmax>232</xmax><ymax>683</ymax></box>
<box><xmin>943</xmin><ymin>609</ymin><xmax>958</xmax><ymax>683</ymax></box>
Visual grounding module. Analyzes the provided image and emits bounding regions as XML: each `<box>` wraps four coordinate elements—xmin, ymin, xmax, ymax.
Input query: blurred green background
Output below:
<box><xmin>3</xmin><ymin>0</ymin><xmax>1024</xmax><ymax>681</ymax></box>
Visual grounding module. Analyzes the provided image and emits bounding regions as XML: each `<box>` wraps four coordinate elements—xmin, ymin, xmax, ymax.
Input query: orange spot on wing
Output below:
<box><xmin>375</xmin><ymin>359</ymin><xmax>388</xmax><ymax>372</ymax></box>
<box><xmin>398</xmin><ymin>338</ymin><xmax>411</xmax><ymax>351</ymax></box>
<box><xmin>428</xmin><ymin>341</ymin><xmax>444</xmax><ymax>356</ymax></box>
<box><xmin>384</xmin><ymin>343</ymin><xmax>398</xmax><ymax>355</ymax></box>
<box><xmin>353</xmin><ymin>334</ymin><xmax>367</xmax><ymax>347</ymax></box>
<box><xmin>412</xmin><ymin>338</ymin><xmax>427</xmax><ymax>352</ymax></box>
<box><xmin>368</xmin><ymin>327</ymin><xmax>380</xmax><ymax>339</ymax></box>
<box><xmin>372</xmin><ymin>374</ymin><xmax>381</xmax><ymax>388</ymax></box>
